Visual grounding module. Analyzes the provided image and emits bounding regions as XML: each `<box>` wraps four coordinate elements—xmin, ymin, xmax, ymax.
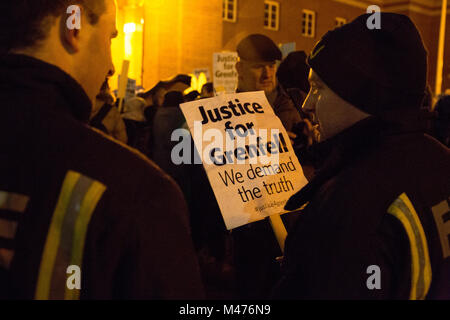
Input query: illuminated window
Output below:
<box><xmin>301</xmin><ymin>9</ymin><xmax>316</xmax><ymax>38</ymax></box>
<box><xmin>335</xmin><ymin>17</ymin><xmax>347</xmax><ymax>27</ymax></box>
<box><xmin>223</xmin><ymin>0</ymin><xmax>237</xmax><ymax>23</ymax></box>
<box><xmin>264</xmin><ymin>1</ymin><xmax>279</xmax><ymax>31</ymax></box>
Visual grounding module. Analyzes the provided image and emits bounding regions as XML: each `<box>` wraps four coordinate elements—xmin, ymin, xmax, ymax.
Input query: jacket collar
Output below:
<box><xmin>287</xmin><ymin>116</ymin><xmax>382</xmax><ymax>210</ymax></box>
<box><xmin>285</xmin><ymin>109</ymin><xmax>426</xmax><ymax>210</ymax></box>
<box><xmin>0</xmin><ymin>54</ymin><xmax>92</xmax><ymax>123</ymax></box>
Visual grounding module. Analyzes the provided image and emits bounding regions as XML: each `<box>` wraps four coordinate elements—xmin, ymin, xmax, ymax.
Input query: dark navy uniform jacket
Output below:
<box><xmin>0</xmin><ymin>54</ymin><xmax>204</xmax><ymax>299</ymax></box>
<box><xmin>274</xmin><ymin>115</ymin><xmax>450</xmax><ymax>299</ymax></box>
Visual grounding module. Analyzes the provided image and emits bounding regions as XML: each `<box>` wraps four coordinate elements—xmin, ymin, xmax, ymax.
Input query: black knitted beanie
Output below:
<box><xmin>308</xmin><ymin>13</ymin><xmax>428</xmax><ymax>115</ymax></box>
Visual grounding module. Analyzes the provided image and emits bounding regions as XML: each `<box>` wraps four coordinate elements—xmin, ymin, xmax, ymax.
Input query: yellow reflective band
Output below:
<box><xmin>35</xmin><ymin>171</ymin><xmax>106</xmax><ymax>300</ymax></box>
<box><xmin>387</xmin><ymin>193</ymin><xmax>432</xmax><ymax>300</ymax></box>
<box><xmin>310</xmin><ymin>44</ymin><xmax>325</xmax><ymax>59</ymax></box>
<box><xmin>35</xmin><ymin>171</ymin><xmax>80</xmax><ymax>300</ymax></box>
<box><xmin>65</xmin><ymin>181</ymin><xmax>106</xmax><ymax>300</ymax></box>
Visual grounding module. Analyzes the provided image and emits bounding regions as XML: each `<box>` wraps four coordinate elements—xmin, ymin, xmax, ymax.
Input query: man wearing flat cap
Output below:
<box><xmin>229</xmin><ymin>34</ymin><xmax>303</xmax><ymax>299</ymax></box>
<box><xmin>235</xmin><ymin>34</ymin><xmax>301</xmax><ymax>132</ymax></box>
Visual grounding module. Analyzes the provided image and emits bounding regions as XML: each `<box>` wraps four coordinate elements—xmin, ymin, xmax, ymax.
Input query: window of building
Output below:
<box><xmin>335</xmin><ymin>17</ymin><xmax>347</xmax><ymax>27</ymax></box>
<box><xmin>264</xmin><ymin>1</ymin><xmax>280</xmax><ymax>31</ymax></box>
<box><xmin>301</xmin><ymin>9</ymin><xmax>316</xmax><ymax>38</ymax></box>
<box><xmin>223</xmin><ymin>0</ymin><xmax>237</xmax><ymax>23</ymax></box>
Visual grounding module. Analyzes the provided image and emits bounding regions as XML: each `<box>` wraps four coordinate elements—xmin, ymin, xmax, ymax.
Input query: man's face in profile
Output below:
<box><xmin>78</xmin><ymin>1</ymin><xmax>118</xmax><ymax>104</ymax></box>
<box><xmin>237</xmin><ymin>60</ymin><xmax>277</xmax><ymax>94</ymax></box>
<box><xmin>302</xmin><ymin>70</ymin><xmax>369</xmax><ymax>142</ymax></box>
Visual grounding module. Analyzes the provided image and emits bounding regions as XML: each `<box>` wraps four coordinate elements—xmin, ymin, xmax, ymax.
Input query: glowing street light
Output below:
<box><xmin>124</xmin><ymin>22</ymin><xmax>137</xmax><ymax>33</ymax></box>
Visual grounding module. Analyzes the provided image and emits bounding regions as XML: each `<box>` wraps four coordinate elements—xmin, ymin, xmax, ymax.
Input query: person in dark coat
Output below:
<box><xmin>0</xmin><ymin>0</ymin><xmax>204</xmax><ymax>299</ymax></box>
<box><xmin>273</xmin><ymin>13</ymin><xmax>450</xmax><ymax>300</ymax></box>
<box><xmin>151</xmin><ymin>91</ymin><xmax>187</xmax><ymax>185</ymax></box>
<box><xmin>90</xmin><ymin>79</ymin><xmax>128</xmax><ymax>144</ymax></box>
<box><xmin>432</xmin><ymin>95</ymin><xmax>450</xmax><ymax>147</ymax></box>
<box><xmin>231</xmin><ymin>34</ymin><xmax>304</xmax><ymax>299</ymax></box>
<box><xmin>155</xmin><ymin>91</ymin><xmax>235</xmax><ymax>299</ymax></box>
<box><xmin>122</xmin><ymin>96</ymin><xmax>154</xmax><ymax>157</ymax></box>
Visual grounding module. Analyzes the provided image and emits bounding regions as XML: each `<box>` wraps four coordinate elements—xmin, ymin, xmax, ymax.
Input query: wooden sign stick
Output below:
<box><xmin>117</xmin><ymin>60</ymin><xmax>130</xmax><ymax>113</ymax></box>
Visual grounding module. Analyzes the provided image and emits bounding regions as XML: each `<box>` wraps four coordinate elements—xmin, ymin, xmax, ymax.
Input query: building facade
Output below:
<box><xmin>222</xmin><ymin>0</ymin><xmax>450</xmax><ymax>93</ymax></box>
<box><xmin>111</xmin><ymin>0</ymin><xmax>449</xmax><ymax>95</ymax></box>
<box><xmin>112</xmin><ymin>0</ymin><xmax>223</xmax><ymax>91</ymax></box>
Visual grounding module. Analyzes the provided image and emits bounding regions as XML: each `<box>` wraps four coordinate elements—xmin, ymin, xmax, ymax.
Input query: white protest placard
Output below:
<box><xmin>179</xmin><ymin>91</ymin><xmax>308</xmax><ymax>230</ymax></box>
<box><xmin>213</xmin><ymin>52</ymin><xmax>238</xmax><ymax>94</ymax></box>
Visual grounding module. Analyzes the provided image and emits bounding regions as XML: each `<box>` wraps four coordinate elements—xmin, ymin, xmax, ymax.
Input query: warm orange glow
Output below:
<box><xmin>435</xmin><ymin>0</ymin><xmax>448</xmax><ymax>97</ymax></box>
<box><xmin>185</xmin><ymin>72</ymin><xmax>208</xmax><ymax>94</ymax></box>
<box><xmin>198</xmin><ymin>72</ymin><xmax>208</xmax><ymax>91</ymax></box>
<box><xmin>112</xmin><ymin>0</ymin><xmax>223</xmax><ymax>93</ymax></box>
<box><xmin>111</xmin><ymin>1</ymin><xmax>144</xmax><ymax>91</ymax></box>
<box><xmin>124</xmin><ymin>34</ymin><xmax>132</xmax><ymax>60</ymax></box>
<box><xmin>124</xmin><ymin>22</ymin><xmax>137</xmax><ymax>33</ymax></box>
<box><xmin>123</xmin><ymin>23</ymin><xmax>136</xmax><ymax>60</ymax></box>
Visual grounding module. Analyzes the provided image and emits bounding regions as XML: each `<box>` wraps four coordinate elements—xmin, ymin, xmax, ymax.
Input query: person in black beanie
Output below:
<box><xmin>273</xmin><ymin>13</ymin><xmax>450</xmax><ymax>299</ymax></box>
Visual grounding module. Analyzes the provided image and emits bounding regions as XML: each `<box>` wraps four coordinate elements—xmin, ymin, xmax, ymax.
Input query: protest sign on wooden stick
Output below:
<box><xmin>180</xmin><ymin>91</ymin><xmax>308</xmax><ymax>243</ymax></box>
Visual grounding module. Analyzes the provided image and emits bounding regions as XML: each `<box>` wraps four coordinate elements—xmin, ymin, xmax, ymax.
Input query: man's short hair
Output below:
<box><xmin>0</xmin><ymin>0</ymin><xmax>106</xmax><ymax>53</ymax></box>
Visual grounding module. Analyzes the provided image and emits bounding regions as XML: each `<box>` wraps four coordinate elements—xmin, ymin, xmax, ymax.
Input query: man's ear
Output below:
<box><xmin>63</xmin><ymin>28</ymin><xmax>81</xmax><ymax>53</ymax></box>
<box><xmin>60</xmin><ymin>6</ymin><xmax>83</xmax><ymax>54</ymax></box>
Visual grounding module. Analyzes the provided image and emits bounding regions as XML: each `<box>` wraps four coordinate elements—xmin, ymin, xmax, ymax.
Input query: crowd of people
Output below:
<box><xmin>0</xmin><ymin>0</ymin><xmax>449</xmax><ymax>300</ymax></box>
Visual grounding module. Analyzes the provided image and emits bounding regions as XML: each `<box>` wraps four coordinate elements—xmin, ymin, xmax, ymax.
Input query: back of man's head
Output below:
<box><xmin>277</xmin><ymin>50</ymin><xmax>310</xmax><ymax>93</ymax></box>
<box><xmin>201</xmin><ymin>82</ymin><xmax>214</xmax><ymax>98</ymax></box>
<box><xmin>0</xmin><ymin>1</ymin><xmax>117</xmax><ymax>105</ymax></box>
<box><xmin>0</xmin><ymin>0</ymin><xmax>106</xmax><ymax>53</ymax></box>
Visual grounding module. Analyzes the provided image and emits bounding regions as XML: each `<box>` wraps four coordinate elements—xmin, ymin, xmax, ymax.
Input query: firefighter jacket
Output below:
<box><xmin>0</xmin><ymin>54</ymin><xmax>204</xmax><ymax>299</ymax></box>
<box><xmin>273</xmin><ymin>115</ymin><xmax>450</xmax><ymax>299</ymax></box>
